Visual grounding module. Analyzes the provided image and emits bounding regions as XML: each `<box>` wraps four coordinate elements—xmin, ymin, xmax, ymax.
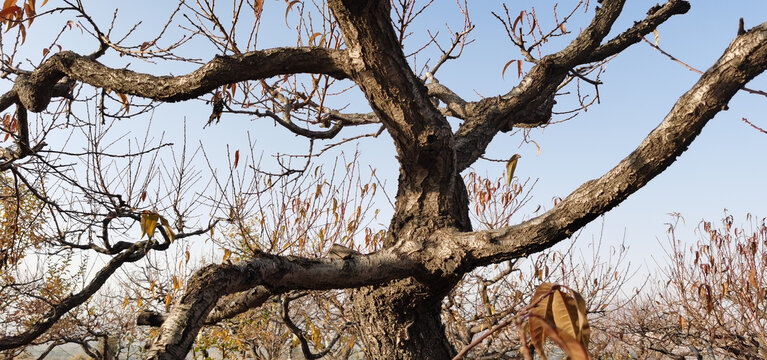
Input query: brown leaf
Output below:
<box><xmin>749</xmin><ymin>268</ymin><xmax>758</xmax><ymax>288</ymax></box>
<box><xmin>285</xmin><ymin>0</ymin><xmax>300</xmax><ymax>26</ymax></box>
<box><xmin>159</xmin><ymin>215</ymin><xmax>175</xmax><ymax>243</ymax></box>
<box><xmin>502</xmin><ymin>60</ymin><xmax>518</xmax><ymax>79</ymax></box>
<box><xmin>23</xmin><ymin>2</ymin><xmax>32</xmax><ymax>27</ymax></box>
<box><xmin>528</xmin><ymin>283</ymin><xmax>555</xmax><ymax>359</ymax></box>
<box><xmin>253</xmin><ymin>0</ymin><xmax>263</xmax><ymax>20</ymax></box>
<box><xmin>572</xmin><ymin>289</ymin><xmax>591</xmax><ymax>347</ymax></box>
<box><xmin>551</xmin><ymin>289</ymin><xmax>579</xmax><ymax>340</ymax></box>
<box><xmin>117</xmin><ymin>92</ymin><xmax>130</xmax><ymax>112</ymax></box>
<box><xmin>234</xmin><ymin>149</ymin><xmax>240</xmax><ymax>169</ymax></box>
<box><xmin>1</xmin><ymin>0</ymin><xmax>16</xmax><ymax>11</ymax></box>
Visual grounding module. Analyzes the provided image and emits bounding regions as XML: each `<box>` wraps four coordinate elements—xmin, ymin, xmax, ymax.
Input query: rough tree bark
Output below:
<box><xmin>2</xmin><ymin>0</ymin><xmax>766</xmax><ymax>359</ymax></box>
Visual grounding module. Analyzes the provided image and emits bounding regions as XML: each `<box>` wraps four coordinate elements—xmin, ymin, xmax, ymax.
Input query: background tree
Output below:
<box><xmin>0</xmin><ymin>0</ymin><xmax>765</xmax><ymax>359</ymax></box>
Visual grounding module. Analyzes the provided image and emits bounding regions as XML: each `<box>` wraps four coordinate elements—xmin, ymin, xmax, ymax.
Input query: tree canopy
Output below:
<box><xmin>0</xmin><ymin>0</ymin><xmax>765</xmax><ymax>359</ymax></box>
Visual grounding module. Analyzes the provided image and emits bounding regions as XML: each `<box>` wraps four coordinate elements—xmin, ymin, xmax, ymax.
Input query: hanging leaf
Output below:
<box><xmin>234</xmin><ymin>149</ymin><xmax>240</xmax><ymax>169</ymax></box>
<box><xmin>572</xmin><ymin>289</ymin><xmax>591</xmax><ymax>347</ymax></box>
<box><xmin>528</xmin><ymin>283</ymin><xmax>554</xmax><ymax>359</ymax></box>
<box><xmin>505</xmin><ymin>154</ymin><xmax>521</xmax><ymax>186</ymax></box>
<box><xmin>23</xmin><ymin>1</ymin><xmax>33</xmax><ymax>27</ymax></box>
<box><xmin>284</xmin><ymin>0</ymin><xmax>300</xmax><ymax>26</ymax></box>
<box><xmin>502</xmin><ymin>60</ymin><xmax>519</xmax><ymax>79</ymax></box>
<box><xmin>117</xmin><ymin>92</ymin><xmax>130</xmax><ymax>112</ymax></box>
<box><xmin>159</xmin><ymin>215</ymin><xmax>175</xmax><ymax>243</ymax></box>
<box><xmin>653</xmin><ymin>29</ymin><xmax>660</xmax><ymax>46</ymax></box>
<box><xmin>140</xmin><ymin>211</ymin><xmax>160</xmax><ymax>239</ymax></box>
<box><xmin>0</xmin><ymin>5</ymin><xmax>20</xmax><ymax>21</ymax></box>
<box><xmin>551</xmin><ymin>289</ymin><xmax>579</xmax><ymax>340</ymax></box>
<box><xmin>18</xmin><ymin>22</ymin><xmax>25</xmax><ymax>44</ymax></box>
<box><xmin>253</xmin><ymin>0</ymin><xmax>263</xmax><ymax>20</ymax></box>
<box><xmin>222</xmin><ymin>248</ymin><xmax>232</xmax><ymax>263</ymax></box>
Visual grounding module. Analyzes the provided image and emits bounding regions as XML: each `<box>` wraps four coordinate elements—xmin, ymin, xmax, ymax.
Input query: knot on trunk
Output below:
<box><xmin>12</xmin><ymin>53</ymin><xmax>73</xmax><ymax>112</ymax></box>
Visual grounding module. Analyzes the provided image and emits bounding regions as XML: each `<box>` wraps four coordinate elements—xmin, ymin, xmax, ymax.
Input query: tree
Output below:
<box><xmin>607</xmin><ymin>213</ymin><xmax>767</xmax><ymax>358</ymax></box>
<box><xmin>0</xmin><ymin>0</ymin><xmax>765</xmax><ymax>359</ymax></box>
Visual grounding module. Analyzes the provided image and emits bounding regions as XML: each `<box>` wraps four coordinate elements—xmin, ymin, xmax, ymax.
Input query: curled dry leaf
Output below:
<box><xmin>527</xmin><ymin>282</ymin><xmax>591</xmax><ymax>359</ymax></box>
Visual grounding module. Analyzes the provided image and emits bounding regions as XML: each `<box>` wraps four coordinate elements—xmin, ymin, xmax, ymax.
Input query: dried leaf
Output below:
<box><xmin>309</xmin><ymin>32</ymin><xmax>322</xmax><ymax>46</ymax></box>
<box><xmin>285</xmin><ymin>0</ymin><xmax>300</xmax><ymax>26</ymax></box>
<box><xmin>528</xmin><ymin>283</ymin><xmax>554</xmax><ymax>359</ymax></box>
<box><xmin>234</xmin><ymin>149</ymin><xmax>240</xmax><ymax>169</ymax></box>
<box><xmin>502</xmin><ymin>59</ymin><xmax>518</xmax><ymax>79</ymax></box>
<box><xmin>23</xmin><ymin>2</ymin><xmax>32</xmax><ymax>27</ymax></box>
<box><xmin>505</xmin><ymin>154</ymin><xmax>520</xmax><ymax>186</ymax></box>
<box><xmin>159</xmin><ymin>215</ymin><xmax>175</xmax><ymax>243</ymax></box>
<box><xmin>253</xmin><ymin>0</ymin><xmax>263</xmax><ymax>20</ymax></box>
<box><xmin>653</xmin><ymin>29</ymin><xmax>660</xmax><ymax>46</ymax></box>
<box><xmin>512</xmin><ymin>10</ymin><xmax>524</xmax><ymax>34</ymax></box>
<box><xmin>117</xmin><ymin>92</ymin><xmax>129</xmax><ymax>112</ymax></box>
<box><xmin>749</xmin><ymin>268</ymin><xmax>758</xmax><ymax>288</ymax></box>
<box><xmin>140</xmin><ymin>211</ymin><xmax>160</xmax><ymax>239</ymax></box>
<box><xmin>222</xmin><ymin>248</ymin><xmax>232</xmax><ymax>262</ymax></box>
<box><xmin>540</xmin><ymin>322</ymin><xmax>589</xmax><ymax>360</ymax></box>
<box><xmin>572</xmin><ymin>289</ymin><xmax>591</xmax><ymax>347</ymax></box>
<box><xmin>0</xmin><ymin>5</ymin><xmax>19</xmax><ymax>20</ymax></box>
<box><xmin>1</xmin><ymin>0</ymin><xmax>17</xmax><ymax>11</ymax></box>
<box><xmin>551</xmin><ymin>289</ymin><xmax>579</xmax><ymax>340</ymax></box>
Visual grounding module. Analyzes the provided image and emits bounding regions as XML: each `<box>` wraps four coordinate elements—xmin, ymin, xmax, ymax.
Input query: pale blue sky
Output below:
<box><xmin>4</xmin><ymin>1</ymin><xmax>767</xmax><ymax>280</ymax></box>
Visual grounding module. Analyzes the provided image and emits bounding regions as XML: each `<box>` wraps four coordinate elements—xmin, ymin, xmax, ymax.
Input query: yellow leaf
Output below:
<box><xmin>159</xmin><ymin>215</ymin><xmax>175</xmax><ymax>242</ymax></box>
<box><xmin>505</xmin><ymin>154</ymin><xmax>521</xmax><ymax>186</ymax></box>
<box><xmin>171</xmin><ymin>275</ymin><xmax>181</xmax><ymax>291</ymax></box>
<box><xmin>140</xmin><ymin>211</ymin><xmax>160</xmax><ymax>239</ymax></box>
<box><xmin>222</xmin><ymin>248</ymin><xmax>232</xmax><ymax>263</ymax></box>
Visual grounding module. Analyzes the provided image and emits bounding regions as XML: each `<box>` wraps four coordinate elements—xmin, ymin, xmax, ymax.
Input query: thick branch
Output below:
<box><xmin>452</xmin><ymin>0</ymin><xmax>689</xmax><ymax>171</ymax></box>
<box><xmin>459</xmin><ymin>22</ymin><xmax>767</xmax><ymax>266</ymax></box>
<box><xmin>7</xmin><ymin>47</ymin><xmax>351</xmax><ymax>113</ymax></box>
<box><xmin>144</xmin><ymin>247</ymin><xmax>417</xmax><ymax>359</ymax></box>
<box><xmin>587</xmin><ymin>0</ymin><xmax>691</xmax><ymax>62</ymax></box>
<box><xmin>136</xmin><ymin>286</ymin><xmax>275</xmax><ymax>327</ymax></box>
<box><xmin>328</xmin><ymin>0</ymin><xmax>451</xmax><ymax>161</ymax></box>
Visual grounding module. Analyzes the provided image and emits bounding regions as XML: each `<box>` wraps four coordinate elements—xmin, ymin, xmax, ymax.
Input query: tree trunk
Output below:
<box><xmin>352</xmin><ymin>277</ymin><xmax>457</xmax><ymax>359</ymax></box>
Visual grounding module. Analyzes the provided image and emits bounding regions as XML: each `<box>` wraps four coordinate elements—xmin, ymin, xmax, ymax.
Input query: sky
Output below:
<box><xmin>3</xmin><ymin>1</ymin><xmax>767</xmax><ymax>288</ymax></box>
